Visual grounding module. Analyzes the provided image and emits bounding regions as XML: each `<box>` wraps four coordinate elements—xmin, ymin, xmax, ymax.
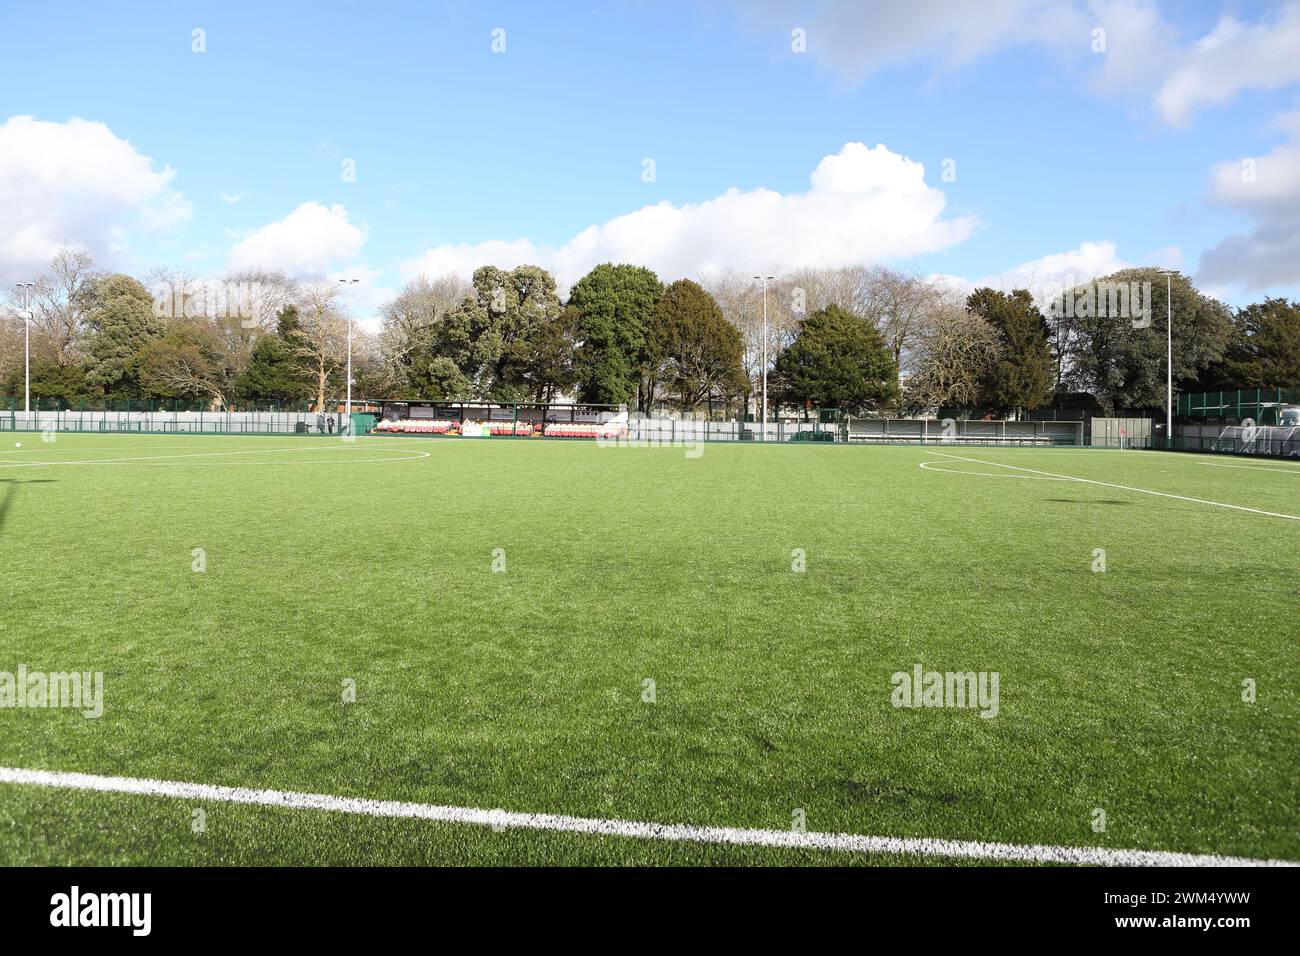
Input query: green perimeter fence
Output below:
<box><xmin>1178</xmin><ymin>388</ymin><xmax>1300</xmax><ymax>423</ymax></box>
<box><xmin>5</xmin><ymin>397</ymin><xmax>1291</xmax><ymax>457</ymax></box>
<box><xmin>0</xmin><ymin>398</ymin><xmax>330</xmax><ymax>436</ymax></box>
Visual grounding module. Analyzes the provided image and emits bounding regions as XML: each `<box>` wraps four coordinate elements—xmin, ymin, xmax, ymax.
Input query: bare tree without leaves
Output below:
<box><xmin>904</xmin><ymin>307</ymin><xmax>1000</xmax><ymax>412</ymax></box>
<box><xmin>225</xmin><ymin>269</ymin><xmax>300</xmax><ymax>334</ymax></box>
<box><xmin>25</xmin><ymin>249</ymin><xmax>96</xmax><ymax>367</ymax></box>
<box><xmin>293</xmin><ymin>282</ymin><xmax>349</xmax><ymax>412</ymax></box>
<box><xmin>377</xmin><ymin>274</ymin><xmax>472</xmax><ymax>393</ymax></box>
<box><xmin>138</xmin><ymin>319</ymin><xmax>237</xmax><ymax>409</ymax></box>
<box><xmin>702</xmin><ymin>270</ymin><xmax>799</xmax><ymax>416</ymax></box>
<box><xmin>867</xmin><ymin>267</ymin><xmax>958</xmax><ymax>373</ymax></box>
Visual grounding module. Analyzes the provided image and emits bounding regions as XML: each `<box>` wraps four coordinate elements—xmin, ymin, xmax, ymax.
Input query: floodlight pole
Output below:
<box><xmin>1159</xmin><ymin>271</ymin><xmax>1174</xmax><ymax>447</ymax></box>
<box><xmin>753</xmin><ymin>275</ymin><xmax>774</xmax><ymax>441</ymax></box>
<box><xmin>338</xmin><ymin>278</ymin><xmax>359</xmax><ymax>427</ymax></box>
<box><xmin>14</xmin><ymin>282</ymin><xmax>35</xmax><ymax>419</ymax></box>
<box><xmin>24</xmin><ymin>302</ymin><xmax>30</xmax><ymax>418</ymax></box>
<box><xmin>1166</xmin><ymin>273</ymin><xmax>1173</xmax><ymax>441</ymax></box>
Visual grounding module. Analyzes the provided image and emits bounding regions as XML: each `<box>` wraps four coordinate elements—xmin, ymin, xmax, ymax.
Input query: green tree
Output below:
<box><xmin>772</xmin><ymin>305</ymin><xmax>899</xmax><ymax>412</ymax></box>
<box><xmin>567</xmin><ymin>263</ymin><xmax>663</xmax><ymax>406</ymax></box>
<box><xmin>2</xmin><ymin>361</ymin><xmax>97</xmax><ymax>406</ymax></box>
<box><xmin>1208</xmin><ymin>298</ymin><xmax>1300</xmax><ymax>388</ymax></box>
<box><xmin>81</xmin><ymin>274</ymin><xmax>161</xmax><ymax>398</ymax></box>
<box><xmin>427</xmin><ymin>265</ymin><xmax>564</xmax><ymax>400</ymax></box>
<box><xmin>966</xmin><ymin>288</ymin><xmax>1053</xmax><ymax>414</ymax></box>
<box><xmin>644</xmin><ymin>279</ymin><xmax>744</xmax><ymax>413</ymax></box>
<box><xmin>237</xmin><ymin>306</ymin><xmax>316</xmax><ymax>403</ymax></box>
<box><xmin>417</xmin><ymin>356</ymin><xmax>472</xmax><ymax>400</ymax></box>
<box><xmin>513</xmin><ymin>305</ymin><xmax>580</xmax><ymax>404</ymax></box>
<box><xmin>1067</xmin><ymin>269</ymin><xmax>1234</xmax><ymax>414</ymax></box>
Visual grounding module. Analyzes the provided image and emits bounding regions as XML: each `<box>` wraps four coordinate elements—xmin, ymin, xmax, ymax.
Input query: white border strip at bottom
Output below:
<box><xmin>2</xmin><ymin>767</ymin><xmax>1293</xmax><ymax>866</ymax></box>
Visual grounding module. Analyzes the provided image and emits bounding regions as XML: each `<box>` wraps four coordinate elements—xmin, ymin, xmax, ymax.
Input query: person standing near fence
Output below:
<box><xmin>316</xmin><ymin>412</ymin><xmax>325</xmax><ymax>434</ymax></box>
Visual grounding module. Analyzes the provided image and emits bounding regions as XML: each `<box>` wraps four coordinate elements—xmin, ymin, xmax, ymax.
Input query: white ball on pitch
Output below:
<box><xmin>14</xmin><ymin>442</ymin><xmax>19</xmax><ymax>448</ymax></box>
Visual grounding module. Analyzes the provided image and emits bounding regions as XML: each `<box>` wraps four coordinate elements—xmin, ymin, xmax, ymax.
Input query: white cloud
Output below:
<box><xmin>1207</xmin><ymin>141</ymin><xmax>1300</xmax><ymax>210</ymax></box>
<box><xmin>226</xmin><ymin>201</ymin><xmax>367</xmax><ymax>277</ymax></box>
<box><xmin>401</xmin><ymin>142</ymin><xmax>978</xmax><ymax>292</ymax></box>
<box><xmin>217</xmin><ymin>191</ymin><xmax>244</xmax><ymax>205</ymax></box>
<box><xmin>735</xmin><ymin>2</ymin><xmax>1300</xmax><ymax>127</ymax></box>
<box><xmin>930</xmin><ymin>240</ymin><xmax>1131</xmax><ymax>304</ymax></box>
<box><xmin>1198</xmin><ymin>118</ymin><xmax>1300</xmax><ymax>289</ymax></box>
<box><xmin>1087</xmin><ymin>1</ymin><xmax>1179</xmax><ymax>96</ymax></box>
<box><xmin>737</xmin><ymin>0</ymin><xmax>1086</xmax><ymax>84</ymax></box>
<box><xmin>0</xmin><ymin>115</ymin><xmax>190</xmax><ymax>282</ymax></box>
<box><xmin>1155</xmin><ymin>3</ymin><xmax>1300</xmax><ymax>125</ymax></box>
<box><xmin>984</xmin><ymin>240</ymin><xmax>1129</xmax><ymax>292</ymax></box>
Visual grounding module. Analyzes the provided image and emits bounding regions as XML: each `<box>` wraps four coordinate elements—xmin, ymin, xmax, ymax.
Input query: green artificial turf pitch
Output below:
<box><xmin>0</xmin><ymin>432</ymin><xmax>1296</xmax><ymax>865</ymax></box>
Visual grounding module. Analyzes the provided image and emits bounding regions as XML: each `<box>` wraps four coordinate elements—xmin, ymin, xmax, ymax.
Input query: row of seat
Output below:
<box><xmin>374</xmin><ymin>419</ymin><xmax>457</xmax><ymax>434</ymax></box>
<box><xmin>543</xmin><ymin>423</ymin><xmax>627</xmax><ymax>438</ymax></box>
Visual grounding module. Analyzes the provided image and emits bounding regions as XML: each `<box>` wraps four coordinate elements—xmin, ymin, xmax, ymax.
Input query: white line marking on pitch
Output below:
<box><xmin>1</xmin><ymin>767</ymin><xmax>1293</xmax><ymax>866</ymax></box>
<box><xmin>918</xmin><ymin>461</ymin><xmax>1073</xmax><ymax>481</ymax></box>
<box><xmin>1200</xmin><ymin>461</ymin><xmax>1300</xmax><ymax>476</ymax></box>
<box><xmin>923</xmin><ymin>451</ymin><xmax>1300</xmax><ymax>522</ymax></box>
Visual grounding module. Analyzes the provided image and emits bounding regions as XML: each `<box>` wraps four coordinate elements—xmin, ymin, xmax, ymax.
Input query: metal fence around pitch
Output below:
<box><xmin>1164</xmin><ymin>428</ymin><xmax>1300</xmax><ymax>459</ymax></box>
<box><xmin>1178</xmin><ymin>388</ymin><xmax>1300</xmax><ymax>423</ymax></box>
<box><xmin>844</xmin><ymin>417</ymin><xmax>1083</xmax><ymax>446</ymax></box>
<box><xmin>622</xmin><ymin>418</ymin><xmax>839</xmax><ymax>443</ymax></box>
<box><xmin>0</xmin><ymin>408</ymin><xmax>325</xmax><ymax>436</ymax></box>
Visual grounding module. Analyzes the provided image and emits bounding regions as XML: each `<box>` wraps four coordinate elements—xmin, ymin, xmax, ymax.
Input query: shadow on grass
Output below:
<box><xmin>0</xmin><ymin>479</ymin><xmax>58</xmax><ymax>533</ymax></box>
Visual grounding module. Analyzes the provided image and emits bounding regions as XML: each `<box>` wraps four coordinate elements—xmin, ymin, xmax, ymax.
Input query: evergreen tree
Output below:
<box><xmin>238</xmin><ymin>306</ymin><xmax>316</xmax><ymax>403</ymax></box>
<box><xmin>567</xmin><ymin>263</ymin><xmax>663</xmax><ymax>406</ymax></box>
<box><xmin>644</xmin><ymin>279</ymin><xmax>744</xmax><ymax>413</ymax></box>
<box><xmin>772</xmin><ymin>305</ymin><xmax>899</xmax><ymax>412</ymax></box>
<box><xmin>81</xmin><ymin>274</ymin><xmax>161</xmax><ymax>398</ymax></box>
<box><xmin>966</xmin><ymin>288</ymin><xmax>1053</xmax><ymax>414</ymax></box>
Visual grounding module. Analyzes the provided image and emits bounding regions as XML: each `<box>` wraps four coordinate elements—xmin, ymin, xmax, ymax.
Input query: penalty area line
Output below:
<box><xmin>923</xmin><ymin>451</ymin><xmax>1300</xmax><ymax>522</ymax></box>
<box><xmin>1</xmin><ymin>766</ymin><xmax>1293</xmax><ymax>867</ymax></box>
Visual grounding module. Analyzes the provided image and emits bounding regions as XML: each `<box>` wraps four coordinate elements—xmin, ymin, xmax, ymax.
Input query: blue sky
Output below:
<box><xmin>2</xmin><ymin>0</ymin><xmax>1299</xmax><ymax>323</ymax></box>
